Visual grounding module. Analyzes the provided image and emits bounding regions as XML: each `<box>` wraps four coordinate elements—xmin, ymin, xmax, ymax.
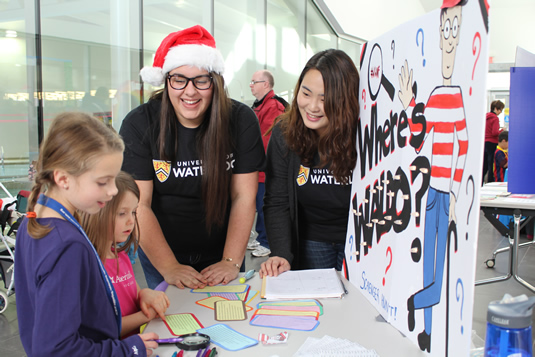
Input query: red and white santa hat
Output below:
<box><xmin>140</xmin><ymin>25</ymin><xmax>225</xmax><ymax>87</ymax></box>
<box><xmin>441</xmin><ymin>0</ymin><xmax>467</xmax><ymax>8</ymax></box>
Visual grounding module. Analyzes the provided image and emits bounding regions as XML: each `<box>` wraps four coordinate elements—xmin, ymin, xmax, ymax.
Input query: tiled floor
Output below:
<box><xmin>1</xmin><ymin>212</ymin><xmax>534</xmax><ymax>356</ymax></box>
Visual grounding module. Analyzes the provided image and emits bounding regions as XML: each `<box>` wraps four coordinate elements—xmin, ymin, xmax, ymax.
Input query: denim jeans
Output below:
<box><xmin>299</xmin><ymin>239</ymin><xmax>345</xmax><ymax>271</ymax></box>
<box><xmin>413</xmin><ymin>187</ymin><xmax>450</xmax><ymax>335</ymax></box>
<box><xmin>255</xmin><ymin>182</ymin><xmax>269</xmax><ymax>248</ymax></box>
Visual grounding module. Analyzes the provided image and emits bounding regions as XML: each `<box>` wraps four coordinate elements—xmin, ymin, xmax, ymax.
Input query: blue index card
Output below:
<box><xmin>197</xmin><ymin>324</ymin><xmax>258</xmax><ymax>351</ymax></box>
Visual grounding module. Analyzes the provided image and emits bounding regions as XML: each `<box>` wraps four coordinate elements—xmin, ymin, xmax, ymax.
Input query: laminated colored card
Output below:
<box><xmin>208</xmin><ymin>292</ymin><xmax>240</xmax><ymax>300</ymax></box>
<box><xmin>209</xmin><ymin>285</ymin><xmax>250</xmax><ymax>301</ymax></box>
<box><xmin>257</xmin><ymin>304</ymin><xmax>322</xmax><ymax>315</ymax></box>
<box><xmin>257</xmin><ymin>299</ymin><xmax>324</xmax><ymax>315</ymax></box>
<box><xmin>163</xmin><ymin>313</ymin><xmax>204</xmax><ymax>336</ymax></box>
<box><xmin>253</xmin><ymin>308</ymin><xmax>319</xmax><ymax>319</ymax></box>
<box><xmin>214</xmin><ymin>300</ymin><xmax>247</xmax><ymax>321</ymax></box>
<box><xmin>237</xmin><ymin>286</ymin><xmax>250</xmax><ymax>301</ymax></box>
<box><xmin>250</xmin><ymin>314</ymin><xmax>320</xmax><ymax>331</ymax></box>
<box><xmin>197</xmin><ymin>324</ymin><xmax>258</xmax><ymax>351</ymax></box>
<box><xmin>245</xmin><ymin>289</ymin><xmax>259</xmax><ymax>305</ymax></box>
<box><xmin>196</xmin><ymin>296</ymin><xmax>229</xmax><ymax>310</ymax></box>
<box><xmin>191</xmin><ymin>284</ymin><xmax>249</xmax><ymax>294</ymax></box>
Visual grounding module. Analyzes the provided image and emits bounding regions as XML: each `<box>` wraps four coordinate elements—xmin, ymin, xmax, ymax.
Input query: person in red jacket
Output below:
<box><xmin>483</xmin><ymin>100</ymin><xmax>504</xmax><ymax>184</ymax></box>
<box><xmin>248</xmin><ymin>70</ymin><xmax>287</xmax><ymax>257</ymax></box>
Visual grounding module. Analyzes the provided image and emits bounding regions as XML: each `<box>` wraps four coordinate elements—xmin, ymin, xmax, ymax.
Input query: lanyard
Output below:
<box><xmin>37</xmin><ymin>194</ymin><xmax>122</xmax><ymax>336</ymax></box>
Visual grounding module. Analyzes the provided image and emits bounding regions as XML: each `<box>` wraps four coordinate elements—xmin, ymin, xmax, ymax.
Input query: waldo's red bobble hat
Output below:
<box><xmin>140</xmin><ymin>25</ymin><xmax>225</xmax><ymax>86</ymax></box>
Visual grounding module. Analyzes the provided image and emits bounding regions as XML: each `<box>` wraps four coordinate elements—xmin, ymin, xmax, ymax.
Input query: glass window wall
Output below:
<box><xmin>266</xmin><ymin>0</ymin><xmax>307</xmax><ymax>105</ymax></box>
<box><xmin>0</xmin><ymin>0</ymin><xmax>361</xmax><ymax>192</ymax></box>
<box><xmin>214</xmin><ymin>0</ymin><xmax>259</xmax><ymax>104</ymax></box>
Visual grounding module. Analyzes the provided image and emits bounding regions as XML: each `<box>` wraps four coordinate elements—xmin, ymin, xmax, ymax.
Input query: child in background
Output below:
<box><xmin>494</xmin><ymin>130</ymin><xmax>508</xmax><ymax>182</ymax></box>
<box><xmin>81</xmin><ymin>171</ymin><xmax>170</xmax><ymax>337</ymax></box>
<box><xmin>14</xmin><ymin>112</ymin><xmax>158</xmax><ymax>356</ymax></box>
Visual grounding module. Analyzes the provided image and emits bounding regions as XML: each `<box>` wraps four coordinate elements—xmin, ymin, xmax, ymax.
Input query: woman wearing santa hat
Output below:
<box><xmin>120</xmin><ymin>25</ymin><xmax>265</xmax><ymax>289</ymax></box>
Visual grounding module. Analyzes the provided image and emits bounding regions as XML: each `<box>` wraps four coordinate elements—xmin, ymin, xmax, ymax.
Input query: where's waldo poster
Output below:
<box><xmin>345</xmin><ymin>0</ymin><xmax>489</xmax><ymax>355</ymax></box>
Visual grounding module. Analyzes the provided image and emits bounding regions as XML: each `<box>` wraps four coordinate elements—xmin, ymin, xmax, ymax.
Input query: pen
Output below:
<box><xmin>340</xmin><ymin>279</ymin><xmax>349</xmax><ymax>295</ymax></box>
<box><xmin>239</xmin><ymin>269</ymin><xmax>255</xmax><ymax>284</ymax></box>
<box><xmin>155</xmin><ymin>337</ymin><xmax>184</xmax><ymax>344</ymax></box>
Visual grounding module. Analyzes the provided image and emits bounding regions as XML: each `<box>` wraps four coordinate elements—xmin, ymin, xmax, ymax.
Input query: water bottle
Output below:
<box><xmin>484</xmin><ymin>295</ymin><xmax>535</xmax><ymax>357</ymax></box>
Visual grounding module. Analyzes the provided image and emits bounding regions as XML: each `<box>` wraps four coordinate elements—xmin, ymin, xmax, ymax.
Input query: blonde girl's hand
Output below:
<box><xmin>200</xmin><ymin>261</ymin><xmax>240</xmax><ymax>286</ymax></box>
<box><xmin>259</xmin><ymin>256</ymin><xmax>290</xmax><ymax>278</ymax></box>
<box><xmin>139</xmin><ymin>289</ymin><xmax>170</xmax><ymax>321</ymax></box>
<box><xmin>139</xmin><ymin>332</ymin><xmax>159</xmax><ymax>356</ymax></box>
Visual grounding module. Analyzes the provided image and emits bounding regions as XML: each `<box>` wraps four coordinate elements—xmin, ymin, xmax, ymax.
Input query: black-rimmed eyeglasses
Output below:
<box><xmin>250</xmin><ymin>80</ymin><xmax>266</xmax><ymax>85</ymax></box>
<box><xmin>167</xmin><ymin>74</ymin><xmax>213</xmax><ymax>90</ymax></box>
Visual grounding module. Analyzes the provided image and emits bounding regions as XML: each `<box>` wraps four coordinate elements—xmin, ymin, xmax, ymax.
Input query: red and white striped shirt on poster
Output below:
<box><xmin>407</xmin><ymin>86</ymin><xmax>468</xmax><ymax>198</ymax></box>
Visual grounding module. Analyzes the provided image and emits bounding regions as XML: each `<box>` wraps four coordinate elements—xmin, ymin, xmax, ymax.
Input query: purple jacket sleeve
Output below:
<box><xmin>31</xmin><ymin>242</ymin><xmax>147</xmax><ymax>357</ymax></box>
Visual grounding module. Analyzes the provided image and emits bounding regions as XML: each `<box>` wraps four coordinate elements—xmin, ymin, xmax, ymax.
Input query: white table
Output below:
<box><xmin>144</xmin><ymin>274</ymin><xmax>427</xmax><ymax>357</ymax></box>
<box><xmin>476</xmin><ymin>183</ymin><xmax>535</xmax><ymax>292</ymax></box>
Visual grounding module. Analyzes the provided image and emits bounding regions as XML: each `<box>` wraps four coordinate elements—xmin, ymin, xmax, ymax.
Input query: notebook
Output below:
<box><xmin>260</xmin><ymin>268</ymin><xmax>345</xmax><ymax>299</ymax></box>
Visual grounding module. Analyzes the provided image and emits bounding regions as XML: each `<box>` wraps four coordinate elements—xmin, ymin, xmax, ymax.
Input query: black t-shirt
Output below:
<box><xmin>119</xmin><ymin>98</ymin><xmax>265</xmax><ymax>261</ymax></box>
<box><xmin>296</xmin><ymin>159</ymin><xmax>352</xmax><ymax>244</ymax></box>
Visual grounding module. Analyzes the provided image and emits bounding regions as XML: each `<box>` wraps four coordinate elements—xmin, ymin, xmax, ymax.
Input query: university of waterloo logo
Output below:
<box><xmin>296</xmin><ymin>165</ymin><xmax>310</xmax><ymax>186</ymax></box>
<box><xmin>153</xmin><ymin>160</ymin><xmax>171</xmax><ymax>183</ymax></box>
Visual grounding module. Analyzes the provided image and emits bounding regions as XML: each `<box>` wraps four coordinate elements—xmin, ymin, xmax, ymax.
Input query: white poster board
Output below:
<box><xmin>345</xmin><ymin>1</ymin><xmax>489</xmax><ymax>355</ymax></box>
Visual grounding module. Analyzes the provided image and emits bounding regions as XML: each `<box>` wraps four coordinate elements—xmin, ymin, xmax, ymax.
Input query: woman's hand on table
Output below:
<box><xmin>260</xmin><ymin>256</ymin><xmax>291</xmax><ymax>277</ymax></box>
<box><xmin>201</xmin><ymin>261</ymin><xmax>240</xmax><ymax>286</ymax></box>
<box><xmin>164</xmin><ymin>264</ymin><xmax>207</xmax><ymax>289</ymax></box>
<box><xmin>139</xmin><ymin>332</ymin><xmax>159</xmax><ymax>356</ymax></box>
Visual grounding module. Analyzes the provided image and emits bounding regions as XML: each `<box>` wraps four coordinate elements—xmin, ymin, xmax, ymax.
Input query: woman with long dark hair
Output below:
<box><xmin>260</xmin><ymin>49</ymin><xmax>359</xmax><ymax>277</ymax></box>
<box><xmin>120</xmin><ymin>25</ymin><xmax>265</xmax><ymax>289</ymax></box>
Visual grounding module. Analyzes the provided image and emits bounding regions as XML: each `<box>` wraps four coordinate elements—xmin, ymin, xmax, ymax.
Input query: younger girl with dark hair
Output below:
<box><xmin>81</xmin><ymin>171</ymin><xmax>170</xmax><ymax>337</ymax></box>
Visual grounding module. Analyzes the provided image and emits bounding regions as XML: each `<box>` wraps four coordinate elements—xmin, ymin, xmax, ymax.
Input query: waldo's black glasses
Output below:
<box><xmin>167</xmin><ymin>74</ymin><xmax>213</xmax><ymax>90</ymax></box>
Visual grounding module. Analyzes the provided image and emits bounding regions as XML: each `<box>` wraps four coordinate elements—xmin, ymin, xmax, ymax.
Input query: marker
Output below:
<box><xmin>209</xmin><ymin>347</ymin><xmax>218</xmax><ymax>356</ymax></box>
<box><xmin>155</xmin><ymin>337</ymin><xmax>184</xmax><ymax>344</ymax></box>
<box><xmin>178</xmin><ymin>351</ymin><xmax>184</xmax><ymax>357</ymax></box>
<box><xmin>239</xmin><ymin>269</ymin><xmax>255</xmax><ymax>284</ymax></box>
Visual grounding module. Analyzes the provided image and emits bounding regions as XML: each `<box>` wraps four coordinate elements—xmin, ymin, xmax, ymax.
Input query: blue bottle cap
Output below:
<box><xmin>487</xmin><ymin>296</ymin><xmax>535</xmax><ymax>329</ymax></box>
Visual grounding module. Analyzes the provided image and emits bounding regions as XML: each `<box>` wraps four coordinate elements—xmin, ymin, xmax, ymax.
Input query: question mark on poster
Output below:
<box><xmin>410</xmin><ymin>156</ymin><xmax>431</xmax><ymax>226</ymax></box>
<box><xmin>383</xmin><ymin>246</ymin><xmax>393</xmax><ymax>286</ymax></box>
<box><xmin>466</xmin><ymin>175</ymin><xmax>475</xmax><ymax>240</ymax></box>
<box><xmin>470</xmin><ymin>32</ymin><xmax>481</xmax><ymax>96</ymax></box>
<box><xmin>349</xmin><ymin>235</ymin><xmax>354</xmax><ymax>260</ymax></box>
<box><xmin>362</xmin><ymin>89</ymin><xmax>367</xmax><ymax>110</ymax></box>
<box><xmin>456</xmin><ymin>278</ymin><xmax>464</xmax><ymax>334</ymax></box>
<box><xmin>391</xmin><ymin>40</ymin><xmax>395</xmax><ymax>69</ymax></box>
<box><xmin>416</xmin><ymin>28</ymin><xmax>426</xmax><ymax>67</ymax></box>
